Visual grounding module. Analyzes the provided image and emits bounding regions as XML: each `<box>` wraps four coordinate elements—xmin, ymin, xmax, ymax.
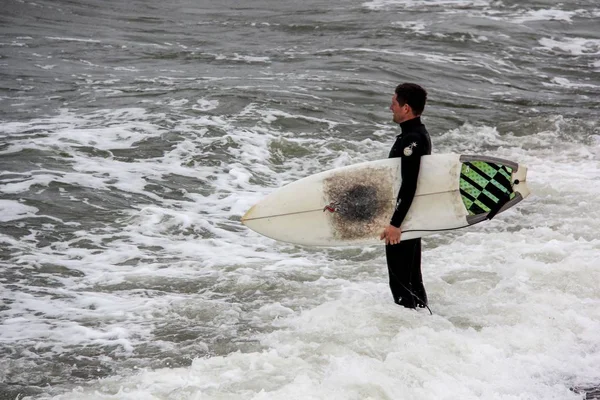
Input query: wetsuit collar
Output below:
<box><xmin>399</xmin><ymin>116</ymin><xmax>422</xmax><ymax>134</ymax></box>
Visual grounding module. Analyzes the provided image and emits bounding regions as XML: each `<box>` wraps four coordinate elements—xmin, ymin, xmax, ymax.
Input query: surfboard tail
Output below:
<box><xmin>459</xmin><ymin>155</ymin><xmax>530</xmax><ymax>225</ymax></box>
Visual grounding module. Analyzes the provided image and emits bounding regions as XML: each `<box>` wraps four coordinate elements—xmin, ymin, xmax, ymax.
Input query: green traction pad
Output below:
<box><xmin>460</xmin><ymin>161</ymin><xmax>516</xmax><ymax>216</ymax></box>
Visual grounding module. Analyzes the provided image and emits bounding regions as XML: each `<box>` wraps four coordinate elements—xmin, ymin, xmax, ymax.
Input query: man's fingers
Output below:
<box><xmin>381</xmin><ymin>227</ymin><xmax>403</xmax><ymax>245</ymax></box>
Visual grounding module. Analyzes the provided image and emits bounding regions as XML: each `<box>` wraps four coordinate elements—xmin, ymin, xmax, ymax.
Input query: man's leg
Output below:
<box><xmin>386</xmin><ymin>239</ymin><xmax>417</xmax><ymax>307</ymax></box>
<box><xmin>409</xmin><ymin>239</ymin><xmax>427</xmax><ymax>307</ymax></box>
<box><xmin>386</xmin><ymin>238</ymin><xmax>427</xmax><ymax>308</ymax></box>
<box><xmin>385</xmin><ymin>243</ymin><xmax>406</xmax><ymax>304</ymax></box>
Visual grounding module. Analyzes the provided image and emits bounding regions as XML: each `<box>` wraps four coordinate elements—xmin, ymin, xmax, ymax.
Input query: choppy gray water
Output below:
<box><xmin>1</xmin><ymin>0</ymin><xmax>600</xmax><ymax>399</ymax></box>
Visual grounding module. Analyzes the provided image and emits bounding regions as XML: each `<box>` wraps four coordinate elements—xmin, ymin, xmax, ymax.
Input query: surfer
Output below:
<box><xmin>380</xmin><ymin>83</ymin><xmax>432</xmax><ymax>309</ymax></box>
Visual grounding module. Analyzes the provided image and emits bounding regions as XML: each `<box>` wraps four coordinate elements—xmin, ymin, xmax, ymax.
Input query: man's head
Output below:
<box><xmin>390</xmin><ymin>83</ymin><xmax>427</xmax><ymax>124</ymax></box>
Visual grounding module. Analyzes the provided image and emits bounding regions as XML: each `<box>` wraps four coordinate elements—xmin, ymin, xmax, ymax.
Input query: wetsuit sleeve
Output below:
<box><xmin>390</xmin><ymin>133</ymin><xmax>425</xmax><ymax>228</ymax></box>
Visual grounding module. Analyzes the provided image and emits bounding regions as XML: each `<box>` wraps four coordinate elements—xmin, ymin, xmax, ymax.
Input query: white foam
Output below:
<box><xmin>0</xmin><ymin>200</ymin><xmax>39</xmax><ymax>222</ymax></box>
<box><xmin>46</xmin><ymin>36</ymin><xmax>102</xmax><ymax>43</ymax></box>
<box><xmin>363</xmin><ymin>0</ymin><xmax>490</xmax><ymax>10</ymax></box>
<box><xmin>1</xmin><ymin>108</ymin><xmax>164</xmax><ymax>153</ymax></box>
<box><xmin>0</xmin><ymin>41</ymin><xmax>27</xmax><ymax>47</ymax></box>
<box><xmin>538</xmin><ymin>37</ymin><xmax>600</xmax><ymax>55</ymax></box>
<box><xmin>392</xmin><ymin>21</ymin><xmax>428</xmax><ymax>35</ymax></box>
<box><xmin>192</xmin><ymin>98</ymin><xmax>219</xmax><ymax>111</ymax></box>
<box><xmin>35</xmin><ymin>271</ymin><xmax>600</xmax><ymax>399</ymax></box>
<box><xmin>168</xmin><ymin>99</ymin><xmax>189</xmax><ymax>107</ymax></box>
<box><xmin>210</xmin><ymin>52</ymin><xmax>271</xmax><ymax>63</ymax></box>
<box><xmin>512</xmin><ymin>9</ymin><xmax>576</xmax><ymax>23</ymax></box>
<box><xmin>542</xmin><ymin>77</ymin><xmax>600</xmax><ymax>89</ymax></box>
<box><xmin>251</xmin><ymin>107</ymin><xmax>340</xmax><ymax>130</ymax></box>
<box><xmin>34</xmin><ymin>64</ymin><xmax>57</xmax><ymax>70</ymax></box>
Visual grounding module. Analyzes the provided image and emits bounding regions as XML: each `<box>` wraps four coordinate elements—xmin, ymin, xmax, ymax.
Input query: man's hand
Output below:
<box><xmin>380</xmin><ymin>224</ymin><xmax>402</xmax><ymax>245</ymax></box>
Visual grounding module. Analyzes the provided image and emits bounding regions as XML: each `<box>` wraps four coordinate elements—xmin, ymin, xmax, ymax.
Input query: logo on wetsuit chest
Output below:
<box><xmin>403</xmin><ymin>142</ymin><xmax>417</xmax><ymax>156</ymax></box>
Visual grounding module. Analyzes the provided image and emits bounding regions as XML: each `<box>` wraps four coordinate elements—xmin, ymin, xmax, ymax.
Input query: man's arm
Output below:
<box><xmin>390</xmin><ymin>133</ymin><xmax>424</xmax><ymax>228</ymax></box>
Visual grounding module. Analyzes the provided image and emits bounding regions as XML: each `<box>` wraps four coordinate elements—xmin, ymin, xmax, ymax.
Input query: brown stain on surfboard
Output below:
<box><xmin>323</xmin><ymin>167</ymin><xmax>394</xmax><ymax>240</ymax></box>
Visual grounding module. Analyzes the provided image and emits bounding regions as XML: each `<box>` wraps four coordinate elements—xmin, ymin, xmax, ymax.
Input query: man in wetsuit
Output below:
<box><xmin>380</xmin><ymin>83</ymin><xmax>432</xmax><ymax>309</ymax></box>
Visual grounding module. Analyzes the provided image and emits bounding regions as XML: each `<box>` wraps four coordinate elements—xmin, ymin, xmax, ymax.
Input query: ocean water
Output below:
<box><xmin>1</xmin><ymin>0</ymin><xmax>599</xmax><ymax>399</ymax></box>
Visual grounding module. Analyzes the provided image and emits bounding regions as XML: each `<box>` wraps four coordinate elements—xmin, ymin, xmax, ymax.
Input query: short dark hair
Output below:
<box><xmin>395</xmin><ymin>83</ymin><xmax>427</xmax><ymax>115</ymax></box>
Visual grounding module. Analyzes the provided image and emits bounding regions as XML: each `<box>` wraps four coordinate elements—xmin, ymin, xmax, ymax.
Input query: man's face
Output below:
<box><xmin>390</xmin><ymin>94</ymin><xmax>410</xmax><ymax>124</ymax></box>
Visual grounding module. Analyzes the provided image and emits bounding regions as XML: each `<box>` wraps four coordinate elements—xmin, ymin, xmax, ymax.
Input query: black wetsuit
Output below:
<box><xmin>386</xmin><ymin>116</ymin><xmax>431</xmax><ymax>308</ymax></box>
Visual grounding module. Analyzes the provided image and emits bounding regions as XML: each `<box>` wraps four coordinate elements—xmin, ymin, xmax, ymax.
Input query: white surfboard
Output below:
<box><xmin>241</xmin><ymin>154</ymin><xmax>530</xmax><ymax>246</ymax></box>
